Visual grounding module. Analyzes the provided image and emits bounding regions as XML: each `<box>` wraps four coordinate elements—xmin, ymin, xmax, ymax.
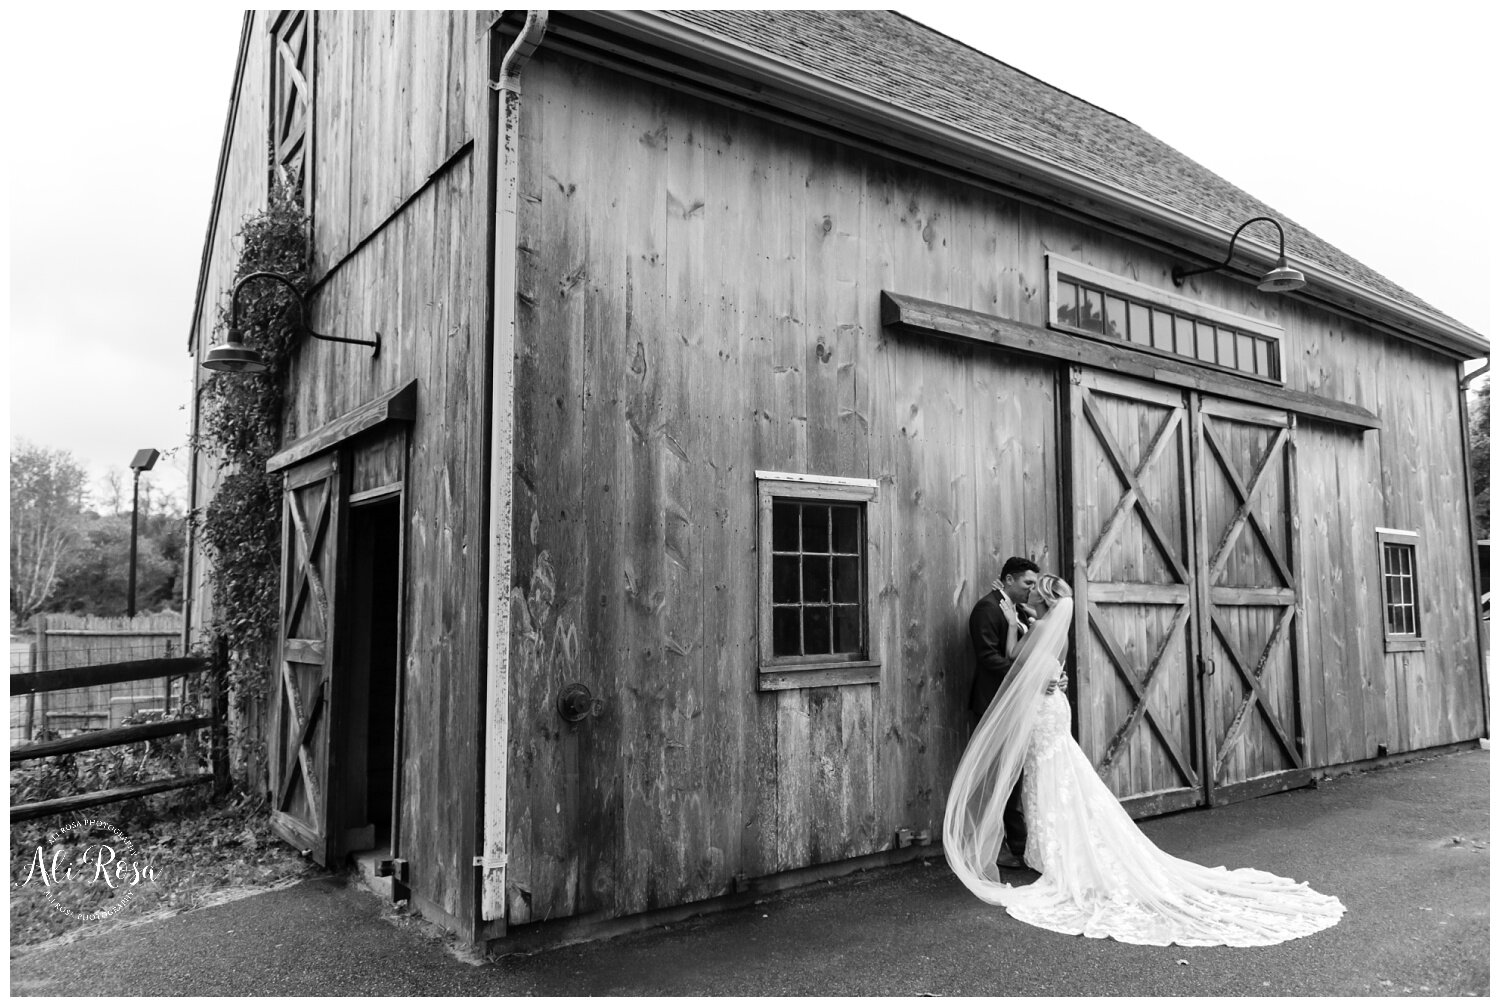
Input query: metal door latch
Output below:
<box><xmin>558</xmin><ymin>683</ymin><xmax>604</xmax><ymax>722</ymax></box>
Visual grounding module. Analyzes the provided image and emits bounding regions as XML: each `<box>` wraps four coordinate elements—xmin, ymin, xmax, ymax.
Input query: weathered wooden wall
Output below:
<box><xmin>191</xmin><ymin>13</ymin><xmax>1485</xmax><ymax>939</ymax></box>
<box><xmin>189</xmin><ymin>11</ymin><xmax>492</xmax><ymax>933</ymax></box>
<box><xmin>504</xmin><ymin>54</ymin><xmax>1062</xmax><ymax>925</ymax></box>
<box><xmin>298</xmin><ymin>9</ymin><xmax>488</xmax><ymax>934</ymax></box>
<box><xmin>505</xmin><ymin>48</ymin><xmax>1484</xmax><ymax>926</ymax></box>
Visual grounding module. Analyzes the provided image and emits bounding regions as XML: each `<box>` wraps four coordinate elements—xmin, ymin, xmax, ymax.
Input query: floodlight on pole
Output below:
<box><xmin>128</xmin><ymin>449</ymin><xmax>160</xmax><ymax>618</ymax></box>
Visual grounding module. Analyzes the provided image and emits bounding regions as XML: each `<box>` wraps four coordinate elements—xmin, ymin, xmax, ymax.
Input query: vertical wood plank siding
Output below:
<box><xmin>507</xmin><ymin>56</ymin><xmax>1059</xmax><ymax>923</ymax></box>
<box><xmin>305</xmin><ymin>12</ymin><xmax>487</xmax><ymax>929</ymax></box>
<box><xmin>191</xmin><ymin>14</ymin><xmax>1483</xmax><ymax>937</ymax></box>
<box><xmin>506</xmin><ymin>51</ymin><xmax>1483</xmax><ymax>924</ymax></box>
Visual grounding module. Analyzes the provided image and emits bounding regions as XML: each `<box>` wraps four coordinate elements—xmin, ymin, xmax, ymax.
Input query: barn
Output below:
<box><xmin>184</xmin><ymin>10</ymin><xmax>1489</xmax><ymax>947</ymax></box>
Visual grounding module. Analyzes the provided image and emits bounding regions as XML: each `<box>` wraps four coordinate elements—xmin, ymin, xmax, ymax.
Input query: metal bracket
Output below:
<box><xmin>472</xmin><ymin>854</ymin><xmax>509</xmax><ymax>870</ymax></box>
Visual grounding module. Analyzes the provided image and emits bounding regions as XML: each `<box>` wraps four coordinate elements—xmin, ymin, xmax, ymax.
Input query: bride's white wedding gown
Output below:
<box><xmin>944</xmin><ymin>598</ymin><xmax>1345</xmax><ymax>947</ymax></box>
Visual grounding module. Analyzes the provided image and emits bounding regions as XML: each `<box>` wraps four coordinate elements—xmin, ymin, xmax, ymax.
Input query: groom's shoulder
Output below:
<box><xmin>971</xmin><ymin>589</ymin><xmax>1004</xmax><ymax>616</ymax></box>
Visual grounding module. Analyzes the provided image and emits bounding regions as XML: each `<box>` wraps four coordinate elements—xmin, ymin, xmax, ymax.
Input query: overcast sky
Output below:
<box><xmin>7</xmin><ymin>5</ymin><xmax>1494</xmax><ymax>510</ymax></box>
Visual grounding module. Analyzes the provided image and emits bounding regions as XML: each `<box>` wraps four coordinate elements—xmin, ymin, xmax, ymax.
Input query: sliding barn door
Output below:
<box><xmin>1068</xmin><ymin>370</ymin><xmax>1203</xmax><ymax>816</ymax></box>
<box><xmin>1192</xmin><ymin>398</ymin><xmax>1310</xmax><ymax>805</ymax></box>
<box><xmin>270</xmin><ymin>452</ymin><xmax>346</xmax><ymax>864</ymax></box>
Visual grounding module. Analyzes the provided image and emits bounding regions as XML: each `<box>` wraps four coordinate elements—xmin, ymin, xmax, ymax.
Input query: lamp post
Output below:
<box><xmin>127</xmin><ymin>448</ymin><xmax>160</xmax><ymax>618</ymax></box>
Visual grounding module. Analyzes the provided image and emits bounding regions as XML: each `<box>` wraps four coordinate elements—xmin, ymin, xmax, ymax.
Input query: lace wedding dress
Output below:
<box><xmin>944</xmin><ymin>597</ymin><xmax>1345</xmax><ymax>947</ymax></box>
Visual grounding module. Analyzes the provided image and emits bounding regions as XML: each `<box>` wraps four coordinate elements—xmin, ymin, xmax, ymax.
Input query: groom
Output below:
<box><xmin>968</xmin><ymin>556</ymin><xmax>1041</xmax><ymax>868</ymax></box>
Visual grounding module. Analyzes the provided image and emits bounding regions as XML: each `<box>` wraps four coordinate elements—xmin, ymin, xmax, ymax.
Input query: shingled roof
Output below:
<box><xmin>659</xmin><ymin>9</ymin><xmax>1480</xmax><ymax>346</ymax></box>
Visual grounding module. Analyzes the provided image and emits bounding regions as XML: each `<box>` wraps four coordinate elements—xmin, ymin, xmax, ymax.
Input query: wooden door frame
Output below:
<box><xmin>342</xmin><ymin>478</ymin><xmax>410</xmax><ymax>893</ymax></box>
<box><xmin>265</xmin><ymin>381</ymin><xmax>418</xmax><ymax>867</ymax></box>
<box><xmin>1189</xmin><ymin>394</ymin><xmax>1314</xmax><ymax>807</ymax></box>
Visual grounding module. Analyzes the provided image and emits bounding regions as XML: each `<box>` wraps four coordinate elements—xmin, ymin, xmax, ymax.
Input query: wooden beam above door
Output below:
<box><xmin>267</xmin><ymin>380</ymin><xmax>419</xmax><ymax>473</ymax></box>
<box><xmin>880</xmin><ymin>291</ymin><xmax>1381</xmax><ymax>432</ymax></box>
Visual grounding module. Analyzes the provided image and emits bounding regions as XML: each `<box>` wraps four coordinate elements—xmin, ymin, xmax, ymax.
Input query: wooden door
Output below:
<box><xmin>1068</xmin><ymin>369</ymin><xmax>1203</xmax><ymax>816</ymax></box>
<box><xmin>271</xmin><ymin>452</ymin><xmax>346</xmax><ymax>864</ymax></box>
<box><xmin>1192</xmin><ymin>397</ymin><xmax>1310</xmax><ymax>805</ymax></box>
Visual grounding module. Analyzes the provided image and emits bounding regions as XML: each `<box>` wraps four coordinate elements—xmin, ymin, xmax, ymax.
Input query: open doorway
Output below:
<box><xmin>341</xmin><ymin>494</ymin><xmax>402</xmax><ymax>858</ymax></box>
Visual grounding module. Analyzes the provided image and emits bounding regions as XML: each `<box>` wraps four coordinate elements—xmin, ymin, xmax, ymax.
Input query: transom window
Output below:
<box><xmin>1377</xmin><ymin>528</ymin><xmax>1424</xmax><ymax>651</ymax></box>
<box><xmin>757</xmin><ymin>472</ymin><xmax>880</xmax><ymax>691</ymax></box>
<box><xmin>1047</xmin><ymin>254</ymin><xmax>1284</xmax><ymax>383</ymax></box>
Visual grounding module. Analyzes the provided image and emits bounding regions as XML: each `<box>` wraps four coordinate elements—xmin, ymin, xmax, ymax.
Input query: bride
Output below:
<box><xmin>943</xmin><ymin>574</ymin><xmax>1345</xmax><ymax>947</ymax></box>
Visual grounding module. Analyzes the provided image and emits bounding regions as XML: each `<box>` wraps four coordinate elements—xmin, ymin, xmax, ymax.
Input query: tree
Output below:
<box><xmin>49</xmin><ymin>514</ymin><xmax>180</xmax><ymax>616</ymax></box>
<box><xmin>47</xmin><ymin>481</ymin><xmax>187</xmax><ymax>616</ymax></box>
<box><xmin>96</xmin><ymin>468</ymin><xmax>128</xmax><ymax>516</ymax></box>
<box><xmin>1469</xmin><ymin>379</ymin><xmax>1489</xmax><ymax>540</ymax></box>
<box><xmin>9</xmin><ymin>442</ymin><xmax>89</xmax><ymax>620</ymax></box>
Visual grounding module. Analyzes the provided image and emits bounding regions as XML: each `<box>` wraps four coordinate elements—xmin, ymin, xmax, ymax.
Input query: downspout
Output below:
<box><xmin>1459</xmin><ymin>359</ymin><xmax>1491</xmax><ymax>736</ymax></box>
<box><xmin>480</xmin><ymin>9</ymin><xmax>548</xmax><ymax>926</ymax></box>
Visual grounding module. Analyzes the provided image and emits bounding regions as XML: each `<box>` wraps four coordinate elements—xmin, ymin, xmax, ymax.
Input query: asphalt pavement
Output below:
<box><xmin>9</xmin><ymin>747</ymin><xmax>1489</xmax><ymax>997</ymax></box>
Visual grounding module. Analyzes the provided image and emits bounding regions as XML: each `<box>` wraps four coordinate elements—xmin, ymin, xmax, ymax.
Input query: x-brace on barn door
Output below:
<box><xmin>1068</xmin><ymin>370</ymin><xmax>1309</xmax><ymax>815</ymax></box>
<box><xmin>1192</xmin><ymin>396</ymin><xmax>1310</xmax><ymax>806</ymax></box>
<box><xmin>270</xmin><ymin>451</ymin><xmax>346</xmax><ymax>864</ymax></box>
<box><xmin>1068</xmin><ymin>369</ymin><xmax>1203</xmax><ymax>817</ymax></box>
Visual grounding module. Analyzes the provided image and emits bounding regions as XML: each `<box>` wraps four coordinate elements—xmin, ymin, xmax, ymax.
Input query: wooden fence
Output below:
<box><xmin>8</xmin><ymin>645</ymin><xmax>228</xmax><ymax>823</ymax></box>
<box><xmin>12</xmin><ymin>613</ymin><xmax>184</xmax><ymax>743</ymax></box>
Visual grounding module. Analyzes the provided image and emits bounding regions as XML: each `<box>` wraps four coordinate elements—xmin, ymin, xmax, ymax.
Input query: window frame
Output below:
<box><xmin>756</xmin><ymin>471</ymin><xmax>880</xmax><ymax>691</ymax></box>
<box><xmin>1046</xmin><ymin>254</ymin><xmax>1286</xmax><ymax>385</ymax></box>
<box><xmin>1376</xmin><ymin>527</ymin><xmax>1425</xmax><ymax>652</ymax></box>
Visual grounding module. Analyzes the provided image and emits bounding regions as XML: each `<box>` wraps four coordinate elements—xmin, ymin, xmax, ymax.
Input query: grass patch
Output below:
<box><xmin>10</xmin><ymin>783</ymin><xmax>323</xmax><ymax>955</ymax></box>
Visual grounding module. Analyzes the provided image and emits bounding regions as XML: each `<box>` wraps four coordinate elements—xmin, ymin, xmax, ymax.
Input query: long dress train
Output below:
<box><xmin>943</xmin><ymin>598</ymin><xmax>1345</xmax><ymax>947</ymax></box>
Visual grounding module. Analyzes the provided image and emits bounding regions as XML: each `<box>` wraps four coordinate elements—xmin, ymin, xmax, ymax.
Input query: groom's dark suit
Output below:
<box><xmin>968</xmin><ymin>588</ymin><xmax>1037</xmax><ymax>857</ymax></box>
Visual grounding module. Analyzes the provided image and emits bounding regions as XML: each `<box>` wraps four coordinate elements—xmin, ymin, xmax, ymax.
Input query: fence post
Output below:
<box><xmin>33</xmin><ymin>614</ymin><xmax>49</xmax><ymax>738</ymax></box>
<box><xmin>25</xmin><ymin>637</ymin><xmax>37</xmax><ymax>740</ymax></box>
<box><xmin>211</xmin><ymin>637</ymin><xmax>230</xmax><ymax>796</ymax></box>
<box><xmin>164</xmin><ymin>636</ymin><xmax>175</xmax><ymax>716</ymax></box>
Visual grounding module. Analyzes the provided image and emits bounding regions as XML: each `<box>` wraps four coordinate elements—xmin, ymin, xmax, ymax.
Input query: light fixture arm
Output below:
<box><xmin>230</xmin><ymin>271</ymin><xmax>380</xmax><ymax>354</ymax></box>
<box><xmin>1172</xmin><ymin>216</ymin><xmax>1290</xmax><ymax>286</ymax></box>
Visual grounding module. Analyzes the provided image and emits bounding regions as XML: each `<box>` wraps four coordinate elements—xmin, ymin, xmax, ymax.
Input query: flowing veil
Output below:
<box><xmin>943</xmin><ymin>596</ymin><xmax>1074</xmax><ymax>903</ymax></box>
<box><xmin>943</xmin><ymin>594</ymin><xmax>1345</xmax><ymax>946</ymax></box>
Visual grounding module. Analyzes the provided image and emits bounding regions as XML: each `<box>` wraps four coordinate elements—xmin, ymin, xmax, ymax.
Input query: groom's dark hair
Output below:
<box><xmin>1000</xmin><ymin>556</ymin><xmax>1040</xmax><ymax>581</ymax></box>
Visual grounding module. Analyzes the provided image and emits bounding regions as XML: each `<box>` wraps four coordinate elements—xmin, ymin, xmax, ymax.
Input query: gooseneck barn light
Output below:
<box><xmin>201</xmin><ymin>271</ymin><xmax>380</xmax><ymax>373</ymax></box>
<box><xmin>1172</xmin><ymin>216</ymin><xmax>1307</xmax><ymax>294</ymax></box>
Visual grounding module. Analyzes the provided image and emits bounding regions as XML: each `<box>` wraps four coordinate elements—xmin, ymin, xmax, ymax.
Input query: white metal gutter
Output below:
<box><xmin>481</xmin><ymin>8</ymin><xmax>549</xmax><ymax>926</ymax></box>
<box><xmin>572</xmin><ymin>10</ymin><xmax>1487</xmax><ymax>360</ymax></box>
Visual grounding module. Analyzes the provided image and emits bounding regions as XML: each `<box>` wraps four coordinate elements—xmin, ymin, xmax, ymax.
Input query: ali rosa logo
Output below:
<box><xmin>12</xmin><ymin>816</ymin><xmax>160</xmax><ymax>921</ymax></box>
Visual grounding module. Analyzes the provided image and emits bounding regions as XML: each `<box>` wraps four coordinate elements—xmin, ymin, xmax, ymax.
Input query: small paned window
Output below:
<box><xmin>771</xmin><ymin>501</ymin><xmax>864</xmax><ymax>657</ymax></box>
<box><xmin>1377</xmin><ymin>529</ymin><xmax>1424</xmax><ymax>652</ymax></box>
<box><xmin>1047</xmin><ymin>255</ymin><xmax>1285</xmax><ymax>383</ymax></box>
<box><xmin>757</xmin><ymin>472</ymin><xmax>880</xmax><ymax>691</ymax></box>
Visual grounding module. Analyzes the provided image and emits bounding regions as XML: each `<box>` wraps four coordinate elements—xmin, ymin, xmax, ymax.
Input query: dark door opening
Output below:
<box><xmin>341</xmin><ymin>495</ymin><xmax>402</xmax><ymax>856</ymax></box>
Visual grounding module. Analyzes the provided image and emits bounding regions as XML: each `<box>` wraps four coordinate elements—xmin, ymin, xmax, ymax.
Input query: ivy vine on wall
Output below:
<box><xmin>193</xmin><ymin>182</ymin><xmax>307</xmax><ymax>711</ymax></box>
